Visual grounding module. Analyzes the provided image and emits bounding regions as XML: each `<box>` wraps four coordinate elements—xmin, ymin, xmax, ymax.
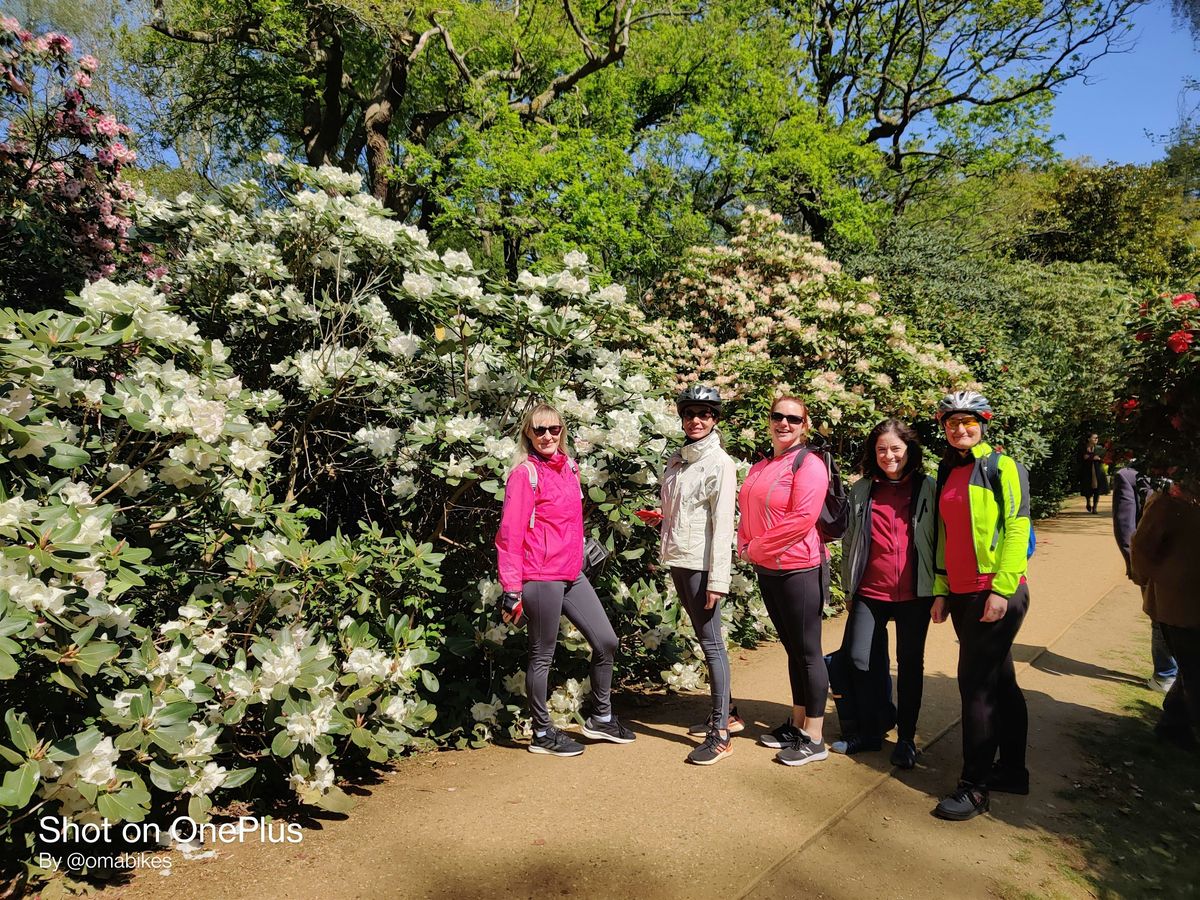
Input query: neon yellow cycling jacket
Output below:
<box><xmin>933</xmin><ymin>442</ymin><xmax>1031</xmax><ymax>599</ymax></box>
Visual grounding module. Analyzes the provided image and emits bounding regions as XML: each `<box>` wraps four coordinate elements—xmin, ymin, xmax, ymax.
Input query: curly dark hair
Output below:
<box><xmin>858</xmin><ymin>418</ymin><xmax>923</xmax><ymax>480</ymax></box>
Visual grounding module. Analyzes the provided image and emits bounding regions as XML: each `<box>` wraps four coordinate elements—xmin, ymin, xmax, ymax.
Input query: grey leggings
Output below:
<box><xmin>523</xmin><ymin>575</ymin><xmax>619</xmax><ymax>732</ymax></box>
<box><xmin>670</xmin><ymin>568</ymin><xmax>732</xmax><ymax>730</ymax></box>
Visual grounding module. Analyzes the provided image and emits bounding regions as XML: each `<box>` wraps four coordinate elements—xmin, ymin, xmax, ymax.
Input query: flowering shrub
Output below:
<box><xmin>1119</xmin><ymin>291</ymin><xmax>1200</xmax><ymax>491</ymax></box>
<box><xmin>641</xmin><ymin>207</ymin><xmax>973</xmax><ymax>460</ymax></box>
<box><xmin>0</xmin><ymin>19</ymin><xmax>136</xmax><ymax>308</ymax></box>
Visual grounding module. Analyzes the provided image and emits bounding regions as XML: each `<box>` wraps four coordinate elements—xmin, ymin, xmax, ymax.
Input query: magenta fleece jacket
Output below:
<box><xmin>737</xmin><ymin>447</ymin><xmax>828</xmax><ymax>571</ymax></box>
<box><xmin>495</xmin><ymin>451</ymin><xmax>585</xmax><ymax>592</ymax></box>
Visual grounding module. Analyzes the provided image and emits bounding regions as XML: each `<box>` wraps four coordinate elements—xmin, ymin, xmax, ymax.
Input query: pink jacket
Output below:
<box><xmin>737</xmin><ymin>447</ymin><xmax>828</xmax><ymax>571</ymax></box>
<box><xmin>495</xmin><ymin>451</ymin><xmax>585</xmax><ymax>592</ymax></box>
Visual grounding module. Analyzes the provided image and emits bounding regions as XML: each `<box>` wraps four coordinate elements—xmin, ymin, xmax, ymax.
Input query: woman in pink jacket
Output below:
<box><xmin>738</xmin><ymin>395</ymin><xmax>831</xmax><ymax>766</ymax></box>
<box><xmin>495</xmin><ymin>402</ymin><xmax>634</xmax><ymax>757</ymax></box>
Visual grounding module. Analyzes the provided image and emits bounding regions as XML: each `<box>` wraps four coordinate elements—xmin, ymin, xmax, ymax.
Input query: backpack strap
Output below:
<box><xmin>790</xmin><ymin>445</ymin><xmax>811</xmax><ymax>474</ymax></box>
<box><xmin>521</xmin><ymin>460</ymin><xmax>538</xmax><ymax>529</ymax></box>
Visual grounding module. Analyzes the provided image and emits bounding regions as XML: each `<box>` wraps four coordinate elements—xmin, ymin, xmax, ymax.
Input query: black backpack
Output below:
<box><xmin>790</xmin><ymin>443</ymin><xmax>849</xmax><ymax>542</ymax></box>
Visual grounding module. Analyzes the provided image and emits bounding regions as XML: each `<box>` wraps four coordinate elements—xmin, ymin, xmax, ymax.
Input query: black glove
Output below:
<box><xmin>501</xmin><ymin>592</ymin><xmax>523</xmax><ymax>624</ymax></box>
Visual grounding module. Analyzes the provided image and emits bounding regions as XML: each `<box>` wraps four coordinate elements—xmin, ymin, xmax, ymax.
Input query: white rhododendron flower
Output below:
<box><xmin>470</xmin><ymin>695</ymin><xmax>504</xmax><ymax>724</ymax></box>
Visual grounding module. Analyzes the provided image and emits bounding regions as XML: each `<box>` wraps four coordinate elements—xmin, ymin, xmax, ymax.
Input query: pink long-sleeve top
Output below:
<box><xmin>737</xmin><ymin>447</ymin><xmax>829</xmax><ymax>571</ymax></box>
<box><xmin>495</xmin><ymin>451</ymin><xmax>585</xmax><ymax>592</ymax></box>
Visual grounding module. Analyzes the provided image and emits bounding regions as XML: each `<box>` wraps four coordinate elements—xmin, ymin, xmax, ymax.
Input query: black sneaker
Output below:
<box><xmin>759</xmin><ymin>721</ymin><xmax>804</xmax><ymax>749</ymax></box>
<box><xmin>687</xmin><ymin>727</ymin><xmax>733</xmax><ymax>766</ymax></box>
<box><xmin>529</xmin><ymin>727</ymin><xmax>585</xmax><ymax>757</ymax></box>
<box><xmin>687</xmin><ymin>707</ymin><xmax>746</xmax><ymax>736</ymax></box>
<box><xmin>933</xmin><ymin>784</ymin><xmax>990</xmax><ymax>821</ymax></box>
<box><xmin>987</xmin><ymin>764</ymin><xmax>1030</xmax><ymax>795</ymax></box>
<box><xmin>581</xmin><ymin>715</ymin><xmax>636</xmax><ymax>744</ymax></box>
<box><xmin>831</xmin><ymin>735</ymin><xmax>883</xmax><ymax>755</ymax></box>
<box><xmin>890</xmin><ymin>739</ymin><xmax>919</xmax><ymax>770</ymax></box>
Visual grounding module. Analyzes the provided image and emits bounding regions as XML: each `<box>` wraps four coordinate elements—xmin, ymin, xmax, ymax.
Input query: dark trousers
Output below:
<box><xmin>1158</xmin><ymin>623</ymin><xmax>1200</xmax><ymax>736</ymax></box>
<box><xmin>757</xmin><ymin>565</ymin><xmax>828</xmax><ymax>714</ymax></box>
<box><xmin>843</xmin><ymin>594</ymin><xmax>934</xmax><ymax>742</ymax></box>
<box><xmin>949</xmin><ymin>583</ymin><xmax>1030</xmax><ymax>786</ymax></box>
<box><xmin>523</xmin><ymin>575</ymin><xmax>618</xmax><ymax>732</ymax></box>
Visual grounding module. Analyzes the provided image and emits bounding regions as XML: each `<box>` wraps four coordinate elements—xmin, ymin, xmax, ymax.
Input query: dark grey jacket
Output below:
<box><xmin>1112</xmin><ymin>466</ymin><xmax>1139</xmax><ymax>579</ymax></box>
<box><xmin>841</xmin><ymin>473</ymin><xmax>937</xmax><ymax>600</ymax></box>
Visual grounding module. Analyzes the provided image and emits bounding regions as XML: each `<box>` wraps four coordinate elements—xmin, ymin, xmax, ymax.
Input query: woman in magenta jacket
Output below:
<box><xmin>738</xmin><ymin>395</ymin><xmax>831</xmax><ymax>767</ymax></box>
<box><xmin>495</xmin><ymin>402</ymin><xmax>634</xmax><ymax>757</ymax></box>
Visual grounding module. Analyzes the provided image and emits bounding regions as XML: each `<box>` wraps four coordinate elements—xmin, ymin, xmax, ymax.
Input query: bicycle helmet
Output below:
<box><xmin>937</xmin><ymin>390</ymin><xmax>993</xmax><ymax>424</ymax></box>
<box><xmin>676</xmin><ymin>384</ymin><xmax>722</xmax><ymax>415</ymax></box>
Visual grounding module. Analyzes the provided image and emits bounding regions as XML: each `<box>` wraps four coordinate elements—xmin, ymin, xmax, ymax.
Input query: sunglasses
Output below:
<box><xmin>681</xmin><ymin>408</ymin><xmax>716</xmax><ymax>421</ymax></box>
<box><xmin>770</xmin><ymin>412</ymin><xmax>806</xmax><ymax>426</ymax></box>
<box><xmin>530</xmin><ymin>424</ymin><xmax>563</xmax><ymax>437</ymax></box>
<box><xmin>944</xmin><ymin>416</ymin><xmax>981</xmax><ymax>431</ymax></box>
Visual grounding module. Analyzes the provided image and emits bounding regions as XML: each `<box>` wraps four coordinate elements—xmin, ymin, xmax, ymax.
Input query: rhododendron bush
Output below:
<box><xmin>0</xmin><ymin>19</ymin><xmax>135</xmax><ymax>309</ymax></box>
<box><xmin>1119</xmin><ymin>291</ymin><xmax>1200</xmax><ymax>492</ymax></box>
<box><xmin>642</xmin><ymin>208</ymin><xmax>974</xmax><ymax>462</ymax></box>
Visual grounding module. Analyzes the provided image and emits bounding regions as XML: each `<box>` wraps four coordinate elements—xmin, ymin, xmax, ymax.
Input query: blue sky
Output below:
<box><xmin>1050</xmin><ymin>0</ymin><xmax>1197</xmax><ymax>163</ymax></box>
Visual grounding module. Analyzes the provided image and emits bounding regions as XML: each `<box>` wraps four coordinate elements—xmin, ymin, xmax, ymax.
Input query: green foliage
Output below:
<box><xmin>844</xmin><ymin>226</ymin><xmax>1136</xmax><ymax>513</ymax></box>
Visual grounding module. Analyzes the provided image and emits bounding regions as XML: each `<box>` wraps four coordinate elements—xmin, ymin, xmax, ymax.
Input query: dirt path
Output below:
<box><xmin>114</xmin><ymin>499</ymin><xmax>1152</xmax><ymax>899</ymax></box>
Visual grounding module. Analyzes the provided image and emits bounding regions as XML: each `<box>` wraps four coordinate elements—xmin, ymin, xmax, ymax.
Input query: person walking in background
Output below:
<box><xmin>1080</xmin><ymin>433</ymin><xmax>1109</xmax><ymax>514</ymax></box>
<box><xmin>929</xmin><ymin>391</ymin><xmax>1032</xmax><ymax>821</ymax></box>
<box><xmin>1131</xmin><ymin>485</ymin><xmax>1200</xmax><ymax>752</ymax></box>
<box><xmin>836</xmin><ymin>419</ymin><xmax>937</xmax><ymax>769</ymax></box>
<box><xmin>738</xmin><ymin>396</ymin><xmax>831</xmax><ymax>767</ymax></box>
<box><xmin>1113</xmin><ymin>463</ymin><xmax>1177</xmax><ymax>694</ymax></box>
<box><xmin>639</xmin><ymin>385</ymin><xmax>742</xmax><ymax>765</ymax></box>
<box><xmin>495</xmin><ymin>402</ymin><xmax>634</xmax><ymax>756</ymax></box>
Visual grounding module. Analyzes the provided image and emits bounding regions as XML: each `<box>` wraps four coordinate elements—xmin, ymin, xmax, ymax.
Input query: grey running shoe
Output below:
<box><xmin>581</xmin><ymin>715</ymin><xmax>636</xmax><ymax>744</ymax></box>
<box><xmin>687</xmin><ymin>728</ymin><xmax>733</xmax><ymax>766</ymax></box>
<box><xmin>933</xmin><ymin>784</ymin><xmax>990</xmax><ymax>820</ymax></box>
<box><xmin>759</xmin><ymin>721</ymin><xmax>804</xmax><ymax>749</ymax></box>
<box><xmin>776</xmin><ymin>735</ymin><xmax>828</xmax><ymax>767</ymax></box>
<box><xmin>687</xmin><ymin>707</ymin><xmax>746</xmax><ymax>736</ymax></box>
<box><xmin>529</xmin><ymin>727</ymin><xmax>585</xmax><ymax>757</ymax></box>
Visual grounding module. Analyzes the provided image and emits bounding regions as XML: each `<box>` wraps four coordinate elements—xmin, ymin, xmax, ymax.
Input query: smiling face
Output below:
<box><xmin>943</xmin><ymin>414</ymin><xmax>983</xmax><ymax>452</ymax></box>
<box><xmin>875</xmin><ymin>430</ymin><xmax>909</xmax><ymax>479</ymax></box>
<box><xmin>526</xmin><ymin>411</ymin><xmax>563</xmax><ymax>457</ymax></box>
<box><xmin>680</xmin><ymin>404</ymin><xmax>717</xmax><ymax>441</ymax></box>
<box><xmin>770</xmin><ymin>399</ymin><xmax>808</xmax><ymax>454</ymax></box>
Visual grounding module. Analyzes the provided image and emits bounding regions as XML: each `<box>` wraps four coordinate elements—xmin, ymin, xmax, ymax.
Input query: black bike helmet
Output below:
<box><xmin>676</xmin><ymin>384</ymin><xmax>722</xmax><ymax>415</ymax></box>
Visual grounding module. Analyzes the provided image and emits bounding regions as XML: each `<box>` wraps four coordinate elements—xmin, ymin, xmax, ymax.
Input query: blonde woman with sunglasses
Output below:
<box><xmin>495</xmin><ymin>402</ymin><xmax>635</xmax><ymax>757</ymax></box>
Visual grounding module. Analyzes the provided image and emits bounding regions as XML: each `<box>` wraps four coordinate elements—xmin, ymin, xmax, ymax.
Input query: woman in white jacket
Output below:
<box><xmin>641</xmin><ymin>385</ymin><xmax>740</xmax><ymax>765</ymax></box>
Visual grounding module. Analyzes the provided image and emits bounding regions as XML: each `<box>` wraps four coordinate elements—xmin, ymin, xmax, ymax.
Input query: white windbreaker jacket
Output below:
<box><xmin>659</xmin><ymin>430</ymin><xmax>738</xmax><ymax>593</ymax></box>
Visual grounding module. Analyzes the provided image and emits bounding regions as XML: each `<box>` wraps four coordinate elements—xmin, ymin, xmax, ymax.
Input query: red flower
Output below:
<box><xmin>1173</xmin><ymin>293</ymin><xmax>1199</xmax><ymax>309</ymax></box>
<box><xmin>1135</xmin><ymin>329</ymin><xmax>1151</xmax><ymax>342</ymax></box>
<box><xmin>1120</xmin><ymin>398</ymin><xmax>1139</xmax><ymax>413</ymax></box>
<box><xmin>1167</xmin><ymin>330</ymin><xmax>1195</xmax><ymax>354</ymax></box>
<box><xmin>1172</xmin><ymin>414</ymin><xmax>1184</xmax><ymax>431</ymax></box>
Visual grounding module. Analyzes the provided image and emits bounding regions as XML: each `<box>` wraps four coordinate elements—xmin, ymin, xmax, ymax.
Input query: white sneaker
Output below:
<box><xmin>1148</xmin><ymin>675</ymin><xmax>1177</xmax><ymax>694</ymax></box>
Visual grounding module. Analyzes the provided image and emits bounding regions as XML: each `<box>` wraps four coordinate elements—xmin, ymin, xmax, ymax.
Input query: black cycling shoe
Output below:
<box><xmin>987</xmin><ymin>764</ymin><xmax>1030</xmax><ymax>795</ymax></box>
<box><xmin>933</xmin><ymin>784</ymin><xmax>990</xmax><ymax>821</ymax></box>
<box><xmin>890</xmin><ymin>739</ymin><xmax>918</xmax><ymax>769</ymax></box>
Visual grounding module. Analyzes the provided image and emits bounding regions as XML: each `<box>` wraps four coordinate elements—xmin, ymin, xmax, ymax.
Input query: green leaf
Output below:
<box><xmin>421</xmin><ymin>669</ymin><xmax>439</xmax><ymax>692</ymax></box>
<box><xmin>311</xmin><ymin>786</ymin><xmax>355</xmax><ymax>814</ymax></box>
<box><xmin>349</xmin><ymin>727</ymin><xmax>373</xmax><ymax>748</ymax></box>
<box><xmin>47</xmin><ymin>443</ymin><xmax>90</xmax><ymax>469</ymax></box>
<box><xmin>4</xmin><ymin>710</ymin><xmax>36</xmax><ymax>754</ymax></box>
<box><xmin>0</xmin><ymin>759</ymin><xmax>38</xmax><ymax>807</ymax></box>
<box><xmin>188</xmin><ymin>793</ymin><xmax>212</xmax><ymax>823</ymax></box>
<box><xmin>97</xmin><ymin>787</ymin><xmax>150</xmax><ymax>823</ymax></box>
<box><xmin>588</xmin><ymin>486</ymin><xmax>607</xmax><ymax>502</ymax></box>
<box><xmin>270</xmin><ymin>730</ymin><xmax>297</xmax><ymax>758</ymax></box>
<box><xmin>221</xmin><ymin>767</ymin><xmax>256</xmax><ymax>789</ymax></box>
<box><xmin>72</xmin><ymin>640</ymin><xmax>119</xmax><ymax>676</ymax></box>
<box><xmin>148</xmin><ymin>762</ymin><xmax>188</xmax><ymax>792</ymax></box>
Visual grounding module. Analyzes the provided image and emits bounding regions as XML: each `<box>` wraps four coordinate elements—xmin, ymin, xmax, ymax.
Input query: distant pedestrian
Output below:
<box><xmin>929</xmin><ymin>391</ymin><xmax>1032</xmax><ymax>821</ymax></box>
<box><xmin>1131</xmin><ymin>486</ymin><xmax>1200</xmax><ymax>752</ymax></box>
<box><xmin>1080</xmin><ymin>433</ymin><xmax>1109</xmax><ymax>514</ymax></box>
<box><xmin>1112</xmin><ymin>463</ymin><xmax>1177</xmax><ymax>694</ymax></box>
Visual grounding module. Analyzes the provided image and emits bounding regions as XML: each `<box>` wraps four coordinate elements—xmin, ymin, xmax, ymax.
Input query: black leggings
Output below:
<box><xmin>949</xmin><ymin>583</ymin><xmax>1030</xmax><ymax>786</ymax></box>
<box><xmin>843</xmin><ymin>594</ymin><xmax>933</xmax><ymax>741</ymax></box>
<box><xmin>523</xmin><ymin>575</ymin><xmax>618</xmax><ymax>733</ymax></box>
<box><xmin>757</xmin><ymin>565</ymin><xmax>828</xmax><ymax>714</ymax></box>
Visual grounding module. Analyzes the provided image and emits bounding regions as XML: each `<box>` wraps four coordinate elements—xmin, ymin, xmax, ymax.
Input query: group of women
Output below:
<box><xmin>494</xmin><ymin>386</ymin><xmax>1033</xmax><ymax>822</ymax></box>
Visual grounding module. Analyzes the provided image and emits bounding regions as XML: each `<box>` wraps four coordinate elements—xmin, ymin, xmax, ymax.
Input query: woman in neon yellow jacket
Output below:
<box><xmin>928</xmin><ymin>390</ymin><xmax>1032</xmax><ymax>822</ymax></box>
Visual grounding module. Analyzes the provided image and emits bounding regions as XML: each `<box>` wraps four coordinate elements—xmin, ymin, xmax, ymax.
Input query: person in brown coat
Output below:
<box><xmin>1131</xmin><ymin>488</ymin><xmax>1200</xmax><ymax>750</ymax></box>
